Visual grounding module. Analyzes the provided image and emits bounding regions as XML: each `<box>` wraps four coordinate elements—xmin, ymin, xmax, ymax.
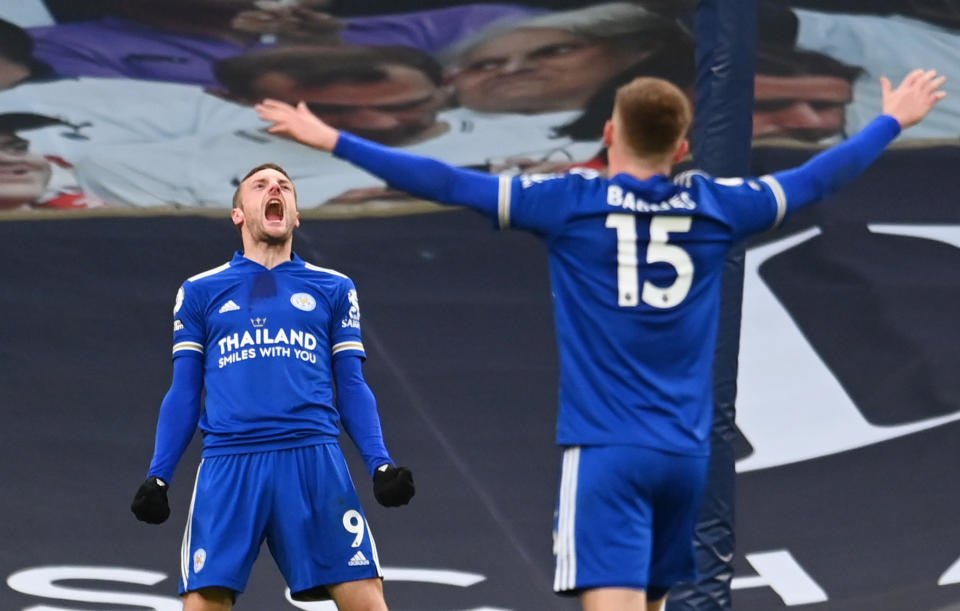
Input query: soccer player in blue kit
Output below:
<box><xmin>130</xmin><ymin>163</ymin><xmax>415</xmax><ymax>611</ymax></box>
<box><xmin>256</xmin><ymin>69</ymin><xmax>945</xmax><ymax>611</ymax></box>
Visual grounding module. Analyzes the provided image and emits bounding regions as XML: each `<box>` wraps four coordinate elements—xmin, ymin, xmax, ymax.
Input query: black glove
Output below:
<box><xmin>131</xmin><ymin>476</ymin><xmax>170</xmax><ymax>524</ymax></box>
<box><xmin>373</xmin><ymin>464</ymin><xmax>415</xmax><ymax>507</ymax></box>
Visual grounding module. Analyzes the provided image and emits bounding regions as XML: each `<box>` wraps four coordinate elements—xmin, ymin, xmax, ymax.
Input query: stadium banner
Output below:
<box><xmin>1</xmin><ymin>1</ymin><xmax>959</xmax><ymax>212</ymax></box>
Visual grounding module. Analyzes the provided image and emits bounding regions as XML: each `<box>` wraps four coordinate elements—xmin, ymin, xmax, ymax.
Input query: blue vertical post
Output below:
<box><xmin>668</xmin><ymin>0</ymin><xmax>755</xmax><ymax>609</ymax></box>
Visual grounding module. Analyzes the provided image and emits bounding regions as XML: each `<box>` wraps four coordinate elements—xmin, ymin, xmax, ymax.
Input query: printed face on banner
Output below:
<box><xmin>752</xmin><ymin>74</ymin><xmax>853</xmax><ymax>142</ymax></box>
<box><xmin>0</xmin><ymin>133</ymin><xmax>51</xmax><ymax>209</ymax></box>
<box><xmin>450</xmin><ymin>28</ymin><xmax>634</xmax><ymax>114</ymax></box>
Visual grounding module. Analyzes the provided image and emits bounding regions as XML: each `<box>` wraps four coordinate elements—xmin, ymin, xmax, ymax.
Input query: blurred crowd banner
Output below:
<box><xmin>1</xmin><ymin>0</ymin><xmax>959</xmax><ymax>212</ymax></box>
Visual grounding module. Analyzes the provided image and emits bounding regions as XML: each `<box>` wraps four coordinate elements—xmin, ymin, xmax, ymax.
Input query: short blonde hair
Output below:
<box><xmin>614</xmin><ymin>77</ymin><xmax>692</xmax><ymax>160</ymax></box>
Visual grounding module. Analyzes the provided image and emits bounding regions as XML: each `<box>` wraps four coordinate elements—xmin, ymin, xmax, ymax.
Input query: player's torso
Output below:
<box><xmin>550</xmin><ymin>174</ymin><xmax>733</xmax><ymax>332</ymax></box>
<box><xmin>546</xmin><ymin>174</ymin><xmax>736</xmax><ymax>451</ymax></box>
<box><xmin>190</xmin><ymin>261</ymin><xmax>348</xmax><ymax>441</ymax></box>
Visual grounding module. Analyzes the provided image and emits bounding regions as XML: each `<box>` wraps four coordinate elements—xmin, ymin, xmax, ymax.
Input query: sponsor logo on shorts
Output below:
<box><xmin>348</xmin><ymin>551</ymin><xmax>370</xmax><ymax>567</ymax></box>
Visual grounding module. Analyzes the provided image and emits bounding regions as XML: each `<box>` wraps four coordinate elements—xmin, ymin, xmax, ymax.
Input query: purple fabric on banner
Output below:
<box><xmin>29</xmin><ymin>17</ymin><xmax>269</xmax><ymax>86</ymax></box>
<box><xmin>342</xmin><ymin>4</ymin><xmax>546</xmax><ymax>53</ymax></box>
<box><xmin>28</xmin><ymin>5</ymin><xmax>543</xmax><ymax>87</ymax></box>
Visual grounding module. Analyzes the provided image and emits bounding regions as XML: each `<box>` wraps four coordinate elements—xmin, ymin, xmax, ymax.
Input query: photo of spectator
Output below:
<box><xmin>0</xmin><ymin>112</ymin><xmax>104</xmax><ymax>210</ymax></box>
<box><xmin>442</xmin><ymin>2</ymin><xmax>692</xmax><ymax>114</ymax></box>
<box><xmin>791</xmin><ymin>6</ymin><xmax>960</xmax><ymax>138</ymax></box>
<box><xmin>752</xmin><ymin>43</ymin><xmax>862</xmax><ymax>142</ymax></box>
<box><xmin>214</xmin><ymin>44</ymin><xmax>452</xmax><ymax>146</ymax></box>
<box><xmin>0</xmin><ymin>1</ymin><xmax>956</xmax><ymax>214</ymax></box>
<box><xmin>0</xmin><ymin>18</ymin><xmax>53</xmax><ymax>92</ymax></box>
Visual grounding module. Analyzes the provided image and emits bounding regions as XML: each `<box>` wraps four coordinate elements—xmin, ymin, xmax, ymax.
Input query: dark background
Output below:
<box><xmin>2</xmin><ymin>143</ymin><xmax>960</xmax><ymax>610</ymax></box>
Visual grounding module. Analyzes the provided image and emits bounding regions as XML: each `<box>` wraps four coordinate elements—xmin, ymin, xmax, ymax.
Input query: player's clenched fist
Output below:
<box><xmin>373</xmin><ymin>464</ymin><xmax>415</xmax><ymax>507</ymax></box>
<box><xmin>131</xmin><ymin>476</ymin><xmax>170</xmax><ymax>524</ymax></box>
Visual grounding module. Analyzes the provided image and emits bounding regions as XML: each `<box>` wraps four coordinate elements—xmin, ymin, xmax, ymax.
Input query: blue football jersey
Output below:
<box><xmin>499</xmin><ymin>169</ymin><xmax>786</xmax><ymax>454</ymax></box>
<box><xmin>171</xmin><ymin>252</ymin><xmax>365</xmax><ymax>455</ymax></box>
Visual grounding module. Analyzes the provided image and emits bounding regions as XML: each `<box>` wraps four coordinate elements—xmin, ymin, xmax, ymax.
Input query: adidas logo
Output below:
<box><xmin>348</xmin><ymin>551</ymin><xmax>370</xmax><ymax>567</ymax></box>
<box><xmin>218</xmin><ymin>300</ymin><xmax>240</xmax><ymax>314</ymax></box>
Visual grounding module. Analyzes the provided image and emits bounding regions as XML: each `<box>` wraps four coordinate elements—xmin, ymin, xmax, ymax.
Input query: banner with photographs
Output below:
<box><xmin>1</xmin><ymin>0</ymin><xmax>959</xmax><ymax>212</ymax></box>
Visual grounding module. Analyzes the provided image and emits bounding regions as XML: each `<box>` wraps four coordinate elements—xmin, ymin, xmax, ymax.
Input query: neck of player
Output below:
<box><xmin>608</xmin><ymin>150</ymin><xmax>673</xmax><ymax>181</ymax></box>
<box><xmin>241</xmin><ymin>236</ymin><xmax>293</xmax><ymax>270</ymax></box>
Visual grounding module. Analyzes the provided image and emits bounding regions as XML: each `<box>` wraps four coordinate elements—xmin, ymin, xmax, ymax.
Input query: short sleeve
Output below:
<box><xmin>331</xmin><ymin>278</ymin><xmax>366</xmax><ymax>359</ymax></box>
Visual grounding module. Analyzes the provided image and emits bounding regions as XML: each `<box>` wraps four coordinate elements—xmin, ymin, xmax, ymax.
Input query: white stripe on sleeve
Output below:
<box><xmin>172</xmin><ymin>341</ymin><xmax>203</xmax><ymax>355</ymax></box>
<box><xmin>332</xmin><ymin>341</ymin><xmax>365</xmax><ymax>355</ymax></box>
<box><xmin>759</xmin><ymin>175</ymin><xmax>788</xmax><ymax>229</ymax></box>
<box><xmin>497</xmin><ymin>175</ymin><xmax>512</xmax><ymax>229</ymax></box>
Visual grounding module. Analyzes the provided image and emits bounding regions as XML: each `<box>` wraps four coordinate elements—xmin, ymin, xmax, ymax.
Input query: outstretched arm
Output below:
<box><xmin>774</xmin><ymin>69</ymin><xmax>946</xmax><ymax>211</ymax></box>
<box><xmin>256</xmin><ymin>100</ymin><xmax>501</xmax><ymax>217</ymax></box>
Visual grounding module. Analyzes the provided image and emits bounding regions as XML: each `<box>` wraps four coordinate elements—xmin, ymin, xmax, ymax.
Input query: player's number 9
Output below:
<box><xmin>605</xmin><ymin>214</ymin><xmax>693</xmax><ymax>308</ymax></box>
<box><xmin>342</xmin><ymin>509</ymin><xmax>365</xmax><ymax>547</ymax></box>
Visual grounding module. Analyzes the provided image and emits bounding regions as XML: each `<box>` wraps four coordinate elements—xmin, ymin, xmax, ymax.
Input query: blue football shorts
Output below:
<box><xmin>179</xmin><ymin>443</ymin><xmax>381</xmax><ymax>597</ymax></box>
<box><xmin>553</xmin><ymin>444</ymin><xmax>709</xmax><ymax>596</ymax></box>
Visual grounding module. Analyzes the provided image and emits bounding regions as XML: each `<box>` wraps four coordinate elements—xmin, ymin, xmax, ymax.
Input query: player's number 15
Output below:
<box><xmin>605</xmin><ymin>214</ymin><xmax>693</xmax><ymax>308</ymax></box>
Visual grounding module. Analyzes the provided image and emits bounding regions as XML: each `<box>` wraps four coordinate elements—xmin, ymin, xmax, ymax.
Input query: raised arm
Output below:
<box><xmin>256</xmin><ymin>99</ymin><xmax>501</xmax><ymax>216</ymax></box>
<box><xmin>774</xmin><ymin>69</ymin><xmax>946</xmax><ymax>210</ymax></box>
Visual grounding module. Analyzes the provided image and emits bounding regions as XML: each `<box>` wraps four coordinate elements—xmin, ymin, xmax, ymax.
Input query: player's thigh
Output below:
<box><xmin>555</xmin><ymin>445</ymin><xmax>657</xmax><ymax>593</ymax></box>
<box><xmin>328</xmin><ymin>577</ymin><xmax>388</xmax><ymax>611</ymax></box>
<box><xmin>648</xmin><ymin>451</ymin><xmax>708</xmax><ymax>589</ymax></box>
<box><xmin>267</xmin><ymin>444</ymin><xmax>382</xmax><ymax>597</ymax></box>
<box><xmin>580</xmin><ymin>586</ymin><xmax>648</xmax><ymax>611</ymax></box>
<box><xmin>647</xmin><ymin>593</ymin><xmax>667</xmax><ymax>611</ymax></box>
<box><xmin>181</xmin><ymin>454</ymin><xmax>273</xmax><ymax>595</ymax></box>
<box><xmin>182</xmin><ymin>586</ymin><xmax>234</xmax><ymax>611</ymax></box>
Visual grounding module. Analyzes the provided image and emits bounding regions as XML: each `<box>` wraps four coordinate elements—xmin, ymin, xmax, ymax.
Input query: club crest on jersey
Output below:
<box><xmin>290</xmin><ymin>292</ymin><xmax>316</xmax><ymax>312</ymax></box>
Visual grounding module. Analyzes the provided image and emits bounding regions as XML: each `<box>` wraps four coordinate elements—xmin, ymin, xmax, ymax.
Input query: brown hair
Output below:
<box><xmin>216</xmin><ymin>45</ymin><xmax>443</xmax><ymax>103</ymax></box>
<box><xmin>614</xmin><ymin>77</ymin><xmax>691</xmax><ymax>160</ymax></box>
<box><xmin>232</xmin><ymin>162</ymin><xmax>293</xmax><ymax>209</ymax></box>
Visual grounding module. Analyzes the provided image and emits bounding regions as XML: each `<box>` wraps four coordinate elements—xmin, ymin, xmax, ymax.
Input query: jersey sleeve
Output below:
<box><xmin>500</xmin><ymin>172</ymin><xmax>580</xmax><ymax>236</ymax></box>
<box><xmin>171</xmin><ymin>281</ymin><xmax>205</xmax><ymax>360</ymax></box>
<box><xmin>333</xmin><ymin>132</ymin><xmax>500</xmax><ymax>217</ymax></box>
<box><xmin>330</xmin><ymin>277</ymin><xmax>366</xmax><ymax>359</ymax></box>
<box><xmin>694</xmin><ymin>174</ymin><xmax>785</xmax><ymax>241</ymax></box>
<box><xmin>334</xmin><ymin>355</ymin><xmax>392</xmax><ymax>476</ymax></box>
<box><xmin>146</xmin><ymin>356</ymin><xmax>203</xmax><ymax>484</ymax></box>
